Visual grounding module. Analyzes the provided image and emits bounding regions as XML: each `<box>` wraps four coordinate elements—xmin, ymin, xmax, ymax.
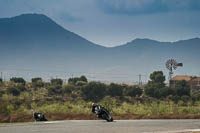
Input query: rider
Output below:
<box><xmin>91</xmin><ymin>103</ymin><xmax>97</xmax><ymax>113</ymax></box>
<box><xmin>91</xmin><ymin>103</ymin><xmax>103</xmax><ymax>118</ymax></box>
<box><xmin>91</xmin><ymin>103</ymin><xmax>113</xmax><ymax>122</ymax></box>
<box><xmin>33</xmin><ymin>111</ymin><xmax>47</xmax><ymax>121</ymax></box>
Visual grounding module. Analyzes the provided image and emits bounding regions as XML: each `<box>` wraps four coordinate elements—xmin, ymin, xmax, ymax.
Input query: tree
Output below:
<box><xmin>81</xmin><ymin>81</ymin><xmax>106</xmax><ymax>101</ymax></box>
<box><xmin>0</xmin><ymin>78</ymin><xmax>2</xmax><ymax>83</ymax></box>
<box><xmin>51</xmin><ymin>79</ymin><xmax>63</xmax><ymax>86</ymax></box>
<box><xmin>80</xmin><ymin>76</ymin><xmax>88</xmax><ymax>83</ymax></box>
<box><xmin>144</xmin><ymin>71</ymin><xmax>166</xmax><ymax>98</ymax></box>
<box><xmin>10</xmin><ymin>77</ymin><xmax>26</xmax><ymax>85</ymax></box>
<box><xmin>150</xmin><ymin>71</ymin><xmax>165</xmax><ymax>88</ymax></box>
<box><xmin>107</xmin><ymin>83</ymin><xmax>124</xmax><ymax>97</ymax></box>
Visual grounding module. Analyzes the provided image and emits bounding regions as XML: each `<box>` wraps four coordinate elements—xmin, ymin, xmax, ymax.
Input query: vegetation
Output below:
<box><xmin>32</xmin><ymin>77</ymin><xmax>44</xmax><ymax>88</ymax></box>
<box><xmin>10</xmin><ymin>77</ymin><xmax>26</xmax><ymax>85</ymax></box>
<box><xmin>51</xmin><ymin>78</ymin><xmax>63</xmax><ymax>86</ymax></box>
<box><xmin>1</xmin><ymin>73</ymin><xmax>200</xmax><ymax>122</ymax></box>
<box><xmin>68</xmin><ymin>75</ymin><xmax>88</xmax><ymax>85</ymax></box>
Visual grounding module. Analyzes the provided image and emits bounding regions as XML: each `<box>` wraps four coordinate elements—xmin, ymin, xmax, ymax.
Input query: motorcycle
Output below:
<box><xmin>33</xmin><ymin>112</ymin><xmax>48</xmax><ymax>121</ymax></box>
<box><xmin>95</xmin><ymin>106</ymin><xmax>113</xmax><ymax>122</ymax></box>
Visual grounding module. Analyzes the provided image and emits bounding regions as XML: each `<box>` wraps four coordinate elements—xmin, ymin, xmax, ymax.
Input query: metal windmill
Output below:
<box><xmin>166</xmin><ymin>59</ymin><xmax>183</xmax><ymax>80</ymax></box>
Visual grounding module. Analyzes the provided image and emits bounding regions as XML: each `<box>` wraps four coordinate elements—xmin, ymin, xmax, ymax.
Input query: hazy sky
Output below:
<box><xmin>0</xmin><ymin>0</ymin><xmax>200</xmax><ymax>47</ymax></box>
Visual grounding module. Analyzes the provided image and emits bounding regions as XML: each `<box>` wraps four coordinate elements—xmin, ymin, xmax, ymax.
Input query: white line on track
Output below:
<box><xmin>143</xmin><ymin>129</ymin><xmax>200</xmax><ymax>133</ymax></box>
<box><xmin>42</xmin><ymin>121</ymin><xmax>64</xmax><ymax>124</ymax></box>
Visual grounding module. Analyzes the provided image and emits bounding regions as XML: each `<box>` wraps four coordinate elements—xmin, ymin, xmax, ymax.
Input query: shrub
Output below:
<box><xmin>32</xmin><ymin>77</ymin><xmax>44</xmax><ymax>88</ymax></box>
<box><xmin>32</xmin><ymin>77</ymin><xmax>42</xmax><ymax>83</ymax></box>
<box><xmin>99</xmin><ymin>96</ymin><xmax>117</xmax><ymax>112</ymax></box>
<box><xmin>7</xmin><ymin>87</ymin><xmax>21</xmax><ymax>96</ymax></box>
<box><xmin>125</xmin><ymin>85</ymin><xmax>142</xmax><ymax>97</ymax></box>
<box><xmin>175</xmin><ymin>80</ymin><xmax>190</xmax><ymax>97</ymax></box>
<box><xmin>48</xmin><ymin>85</ymin><xmax>62</xmax><ymax>95</ymax></box>
<box><xmin>68</xmin><ymin>75</ymin><xmax>88</xmax><ymax>85</ymax></box>
<box><xmin>181</xmin><ymin>95</ymin><xmax>190</xmax><ymax>104</ymax></box>
<box><xmin>51</xmin><ymin>79</ymin><xmax>63</xmax><ymax>86</ymax></box>
<box><xmin>62</xmin><ymin>84</ymin><xmax>74</xmax><ymax>94</ymax></box>
<box><xmin>75</xmin><ymin>81</ymin><xmax>87</xmax><ymax>86</ymax></box>
<box><xmin>10</xmin><ymin>77</ymin><xmax>26</xmax><ymax>85</ymax></box>
<box><xmin>107</xmin><ymin>83</ymin><xmax>124</xmax><ymax>97</ymax></box>
<box><xmin>17</xmin><ymin>84</ymin><xmax>26</xmax><ymax>92</ymax></box>
<box><xmin>81</xmin><ymin>81</ymin><xmax>106</xmax><ymax>102</ymax></box>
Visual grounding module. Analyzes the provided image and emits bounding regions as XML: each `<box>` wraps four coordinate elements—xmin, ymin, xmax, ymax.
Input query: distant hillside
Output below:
<box><xmin>0</xmin><ymin>14</ymin><xmax>199</xmax><ymax>82</ymax></box>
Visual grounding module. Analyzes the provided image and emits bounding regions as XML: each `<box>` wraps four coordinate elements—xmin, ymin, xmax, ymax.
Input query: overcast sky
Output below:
<box><xmin>0</xmin><ymin>0</ymin><xmax>200</xmax><ymax>47</ymax></box>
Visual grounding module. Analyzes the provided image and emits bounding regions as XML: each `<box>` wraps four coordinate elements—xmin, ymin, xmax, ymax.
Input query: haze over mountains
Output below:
<box><xmin>0</xmin><ymin>14</ymin><xmax>200</xmax><ymax>83</ymax></box>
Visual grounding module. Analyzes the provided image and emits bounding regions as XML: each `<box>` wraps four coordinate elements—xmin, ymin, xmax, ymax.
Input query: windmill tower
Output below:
<box><xmin>166</xmin><ymin>59</ymin><xmax>183</xmax><ymax>80</ymax></box>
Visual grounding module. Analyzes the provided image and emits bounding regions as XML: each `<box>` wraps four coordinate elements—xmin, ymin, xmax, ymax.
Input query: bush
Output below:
<box><xmin>62</xmin><ymin>84</ymin><xmax>74</xmax><ymax>94</ymax></box>
<box><xmin>191</xmin><ymin>92</ymin><xmax>200</xmax><ymax>102</ymax></box>
<box><xmin>125</xmin><ymin>85</ymin><xmax>142</xmax><ymax>97</ymax></box>
<box><xmin>7</xmin><ymin>84</ymin><xmax>26</xmax><ymax>96</ymax></box>
<box><xmin>107</xmin><ymin>83</ymin><xmax>124</xmax><ymax>97</ymax></box>
<box><xmin>175</xmin><ymin>80</ymin><xmax>190</xmax><ymax>97</ymax></box>
<box><xmin>181</xmin><ymin>95</ymin><xmax>190</xmax><ymax>104</ymax></box>
<box><xmin>7</xmin><ymin>87</ymin><xmax>20</xmax><ymax>96</ymax></box>
<box><xmin>32</xmin><ymin>77</ymin><xmax>44</xmax><ymax>88</ymax></box>
<box><xmin>0</xmin><ymin>78</ymin><xmax>2</xmax><ymax>82</ymax></box>
<box><xmin>144</xmin><ymin>82</ymin><xmax>159</xmax><ymax>98</ymax></box>
<box><xmin>32</xmin><ymin>77</ymin><xmax>42</xmax><ymax>83</ymax></box>
<box><xmin>51</xmin><ymin>79</ymin><xmax>63</xmax><ymax>86</ymax></box>
<box><xmin>81</xmin><ymin>81</ymin><xmax>106</xmax><ymax>102</ymax></box>
<box><xmin>18</xmin><ymin>84</ymin><xmax>26</xmax><ymax>91</ymax></box>
<box><xmin>159</xmin><ymin>87</ymin><xmax>175</xmax><ymax>98</ymax></box>
<box><xmin>48</xmin><ymin>85</ymin><xmax>62</xmax><ymax>95</ymax></box>
<box><xmin>99</xmin><ymin>96</ymin><xmax>117</xmax><ymax>112</ymax></box>
<box><xmin>75</xmin><ymin>81</ymin><xmax>87</xmax><ymax>86</ymax></box>
<box><xmin>68</xmin><ymin>75</ymin><xmax>88</xmax><ymax>85</ymax></box>
<box><xmin>10</xmin><ymin>77</ymin><xmax>26</xmax><ymax>85</ymax></box>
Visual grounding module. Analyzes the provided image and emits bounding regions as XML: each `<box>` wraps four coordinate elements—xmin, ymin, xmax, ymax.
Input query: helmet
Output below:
<box><xmin>92</xmin><ymin>103</ymin><xmax>97</xmax><ymax>107</ymax></box>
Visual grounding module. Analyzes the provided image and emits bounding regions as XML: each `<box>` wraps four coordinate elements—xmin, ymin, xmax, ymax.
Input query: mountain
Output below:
<box><xmin>0</xmin><ymin>14</ymin><xmax>200</xmax><ymax>82</ymax></box>
<box><xmin>0</xmin><ymin>14</ymin><xmax>107</xmax><ymax>74</ymax></box>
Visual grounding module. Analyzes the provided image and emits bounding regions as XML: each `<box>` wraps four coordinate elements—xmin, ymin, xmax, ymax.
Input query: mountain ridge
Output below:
<box><xmin>1</xmin><ymin>13</ymin><xmax>199</xmax><ymax>48</ymax></box>
<box><xmin>0</xmin><ymin>13</ymin><xmax>199</xmax><ymax>82</ymax></box>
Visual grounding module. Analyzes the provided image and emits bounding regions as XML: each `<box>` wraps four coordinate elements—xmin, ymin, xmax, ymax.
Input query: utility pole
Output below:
<box><xmin>138</xmin><ymin>74</ymin><xmax>142</xmax><ymax>87</ymax></box>
<box><xmin>0</xmin><ymin>72</ymin><xmax>2</xmax><ymax>80</ymax></box>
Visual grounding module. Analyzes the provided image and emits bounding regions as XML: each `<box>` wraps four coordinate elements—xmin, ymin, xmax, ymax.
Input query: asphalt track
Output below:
<box><xmin>1</xmin><ymin>120</ymin><xmax>200</xmax><ymax>133</ymax></box>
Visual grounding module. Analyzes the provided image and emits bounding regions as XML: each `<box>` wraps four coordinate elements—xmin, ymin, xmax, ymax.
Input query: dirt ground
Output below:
<box><xmin>1</xmin><ymin>113</ymin><xmax>200</xmax><ymax>123</ymax></box>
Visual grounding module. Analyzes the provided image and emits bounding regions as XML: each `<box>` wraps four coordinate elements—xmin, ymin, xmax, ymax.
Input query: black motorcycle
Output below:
<box><xmin>95</xmin><ymin>106</ymin><xmax>113</xmax><ymax>122</ymax></box>
<box><xmin>33</xmin><ymin>112</ymin><xmax>48</xmax><ymax>121</ymax></box>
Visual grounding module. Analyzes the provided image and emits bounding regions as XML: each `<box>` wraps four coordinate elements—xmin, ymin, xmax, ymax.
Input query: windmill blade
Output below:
<box><xmin>176</xmin><ymin>63</ymin><xmax>183</xmax><ymax>67</ymax></box>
